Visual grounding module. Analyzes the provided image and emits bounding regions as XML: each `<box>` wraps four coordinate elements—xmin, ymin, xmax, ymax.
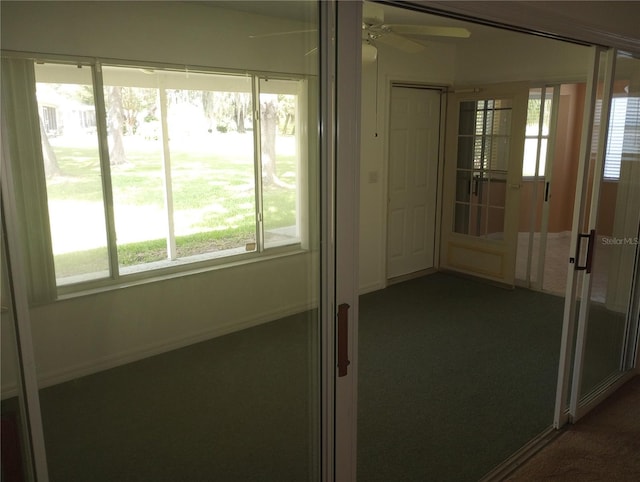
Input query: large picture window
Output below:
<box><xmin>27</xmin><ymin>60</ymin><xmax>308</xmax><ymax>291</ymax></box>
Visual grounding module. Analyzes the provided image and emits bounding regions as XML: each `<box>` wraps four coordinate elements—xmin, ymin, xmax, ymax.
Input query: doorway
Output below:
<box><xmin>516</xmin><ymin>84</ymin><xmax>584</xmax><ymax>296</ymax></box>
<box><xmin>440</xmin><ymin>83</ymin><xmax>529</xmax><ymax>285</ymax></box>
<box><xmin>386</xmin><ymin>85</ymin><xmax>441</xmax><ymax>280</ymax></box>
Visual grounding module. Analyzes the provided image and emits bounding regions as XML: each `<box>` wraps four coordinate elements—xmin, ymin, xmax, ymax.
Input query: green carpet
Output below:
<box><xmin>2</xmin><ymin>272</ymin><xmax>628</xmax><ymax>481</ymax></box>
<box><xmin>357</xmin><ymin>273</ymin><xmax>566</xmax><ymax>481</ymax></box>
<box><xmin>37</xmin><ymin>312</ymin><xmax>319</xmax><ymax>482</ymax></box>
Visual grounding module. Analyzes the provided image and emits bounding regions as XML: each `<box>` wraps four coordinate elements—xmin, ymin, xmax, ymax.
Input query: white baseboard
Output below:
<box><xmin>358</xmin><ymin>281</ymin><xmax>384</xmax><ymax>295</ymax></box>
<box><xmin>2</xmin><ymin>301</ymin><xmax>316</xmax><ymax>399</ymax></box>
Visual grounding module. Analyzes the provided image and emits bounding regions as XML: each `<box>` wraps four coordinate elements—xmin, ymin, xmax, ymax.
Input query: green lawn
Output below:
<box><xmin>47</xmin><ymin>136</ymin><xmax>298</xmax><ymax>279</ymax></box>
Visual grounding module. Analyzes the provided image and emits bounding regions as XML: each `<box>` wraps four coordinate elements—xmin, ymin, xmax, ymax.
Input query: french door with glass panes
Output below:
<box><xmin>440</xmin><ymin>83</ymin><xmax>529</xmax><ymax>285</ymax></box>
<box><xmin>516</xmin><ymin>85</ymin><xmax>562</xmax><ymax>292</ymax></box>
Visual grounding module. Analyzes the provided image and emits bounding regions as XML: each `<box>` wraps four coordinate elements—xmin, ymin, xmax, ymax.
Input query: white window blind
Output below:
<box><xmin>596</xmin><ymin>96</ymin><xmax>640</xmax><ymax>180</ymax></box>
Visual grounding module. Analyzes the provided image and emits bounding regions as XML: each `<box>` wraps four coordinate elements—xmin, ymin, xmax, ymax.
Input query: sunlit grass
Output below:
<box><xmin>46</xmin><ymin>137</ymin><xmax>299</xmax><ymax>279</ymax></box>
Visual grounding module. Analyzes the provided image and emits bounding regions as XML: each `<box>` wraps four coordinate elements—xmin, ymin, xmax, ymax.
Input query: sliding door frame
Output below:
<box><xmin>554</xmin><ymin>46</ymin><xmax>603</xmax><ymax>429</ymax></box>
<box><xmin>1</xmin><ymin>107</ymin><xmax>50</xmax><ymax>480</ymax></box>
<box><xmin>569</xmin><ymin>48</ymin><xmax>640</xmax><ymax>423</ymax></box>
<box><xmin>568</xmin><ymin>47</ymin><xmax>618</xmax><ymax>421</ymax></box>
<box><xmin>2</xmin><ymin>1</ymin><xmax>361</xmax><ymax>480</ymax></box>
<box><xmin>323</xmin><ymin>0</ymin><xmax>362</xmax><ymax>480</ymax></box>
<box><xmin>554</xmin><ymin>47</ymin><xmax>640</xmax><ymax>427</ymax></box>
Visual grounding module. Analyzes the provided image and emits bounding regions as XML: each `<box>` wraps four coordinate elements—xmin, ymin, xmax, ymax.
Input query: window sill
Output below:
<box><xmin>55</xmin><ymin>244</ymin><xmax>309</xmax><ymax>302</ymax></box>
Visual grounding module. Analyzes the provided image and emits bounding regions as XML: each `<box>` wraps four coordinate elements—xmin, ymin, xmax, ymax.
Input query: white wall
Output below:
<box><xmin>1</xmin><ymin>1</ymin><xmax>320</xmax><ymax>396</ymax></box>
<box><xmin>358</xmin><ymin>14</ymin><xmax>592</xmax><ymax>294</ymax></box>
<box><xmin>359</xmin><ymin>41</ymin><xmax>455</xmax><ymax>293</ymax></box>
<box><xmin>0</xmin><ymin>1</ymin><xmax>317</xmax><ymax>75</ymax></box>
<box><xmin>454</xmin><ymin>34</ymin><xmax>590</xmax><ymax>85</ymax></box>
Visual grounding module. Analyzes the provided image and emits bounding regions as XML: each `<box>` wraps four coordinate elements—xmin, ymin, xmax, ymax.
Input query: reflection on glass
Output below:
<box><xmin>487</xmin><ymin>175</ymin><xmax>507</xmax><ymax>208</ymax></box>
<box><xmin>487</xmin><ymin>207</ymin><xmax>505</xmax><ymax>240</ymax></box>
<box><xmin>35</xmin><ymin>63</ymin><xmax>110</xmax><ymax>285</ymax></box>
<box><xmin>260</xmin><ymin>78</ymin><xmax>303</xmax><ymax>249</ymax></box>
<box><xmin>24</xmin><ymin>2</ymin><xmax>322</xmax><ymax>481</ymax></box>
<box><xmin>103</xmin><ymin>66</ymin><xmax>257</xmax><ymax>272</ymax></box>
<box><xmin>579</xmin><ymin>53</ymin><xmax>640</xmax><ymax>398</ymax></box>
<box><xmin>455</xmin><ymin>170</ymin><xmax>472</xmax><ymax>202</ymax></box>
<box><xmin>454</xmin><ymin>98</ymin><xmax>512</xmax><ymax>238</ymax></box>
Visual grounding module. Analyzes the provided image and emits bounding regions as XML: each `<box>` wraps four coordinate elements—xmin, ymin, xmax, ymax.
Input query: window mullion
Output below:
<box><xmin>253</xmin><ymin>75</ymin><xmax>265</xmax><ymax>252</ymax></box>
<box><xmin>93</xmin><ymin>62</ymin><xmax>120</xmax><ymax>280</ymax></box>
<box><xmin>157</xmin><ymin>77</ymin><xmax>178</xmax><ymax>260</ymax></box>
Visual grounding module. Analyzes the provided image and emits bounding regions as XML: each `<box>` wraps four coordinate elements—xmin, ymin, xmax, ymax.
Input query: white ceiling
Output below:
<box><xmin>202</xmin><ymin>0</ymin><xmax>640</xmax><ymax>54</ymax></box>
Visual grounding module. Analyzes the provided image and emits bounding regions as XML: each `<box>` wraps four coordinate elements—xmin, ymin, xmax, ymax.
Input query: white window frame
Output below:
<box><xmin>7</xmin><ymin>54</ymin><xmax>312</xmax><ymax>299</ymax></box>
<box><xmin>522</xmin><ymin>88</ymin><xmax>553</xmax><ymax>179</ymax></box>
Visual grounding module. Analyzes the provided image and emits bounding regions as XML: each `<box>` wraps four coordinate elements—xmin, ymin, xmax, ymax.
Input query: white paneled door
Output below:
<box><xmin>387</xmin><ymin>86</ymin><xmax>441</xmax><ymax>279</ymax></box>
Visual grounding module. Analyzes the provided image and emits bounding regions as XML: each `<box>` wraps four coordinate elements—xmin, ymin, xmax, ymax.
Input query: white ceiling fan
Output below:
<box><xmin>248</xmin><ymin>2</ymin><xmax>471</xmax><ymax>59</ymax></box>
<box><xmin>361</xmin><ymin>2</ymin><xmax>471</xmax><ymax>55</ymax></box>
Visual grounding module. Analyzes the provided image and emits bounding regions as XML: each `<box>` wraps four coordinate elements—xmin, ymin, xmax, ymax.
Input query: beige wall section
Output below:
<box><xmin>454</xmin><ymin>35</ymin><xmax>590</xmax><ymax>85</ymax></box>
<box><xmin>29</xmin><ymin>253</ymin><xmax>318</xmax><ymax>390</ymax></box>
<box><xmin>0</xmin><ymin>1</ymin><xmax>319</xmax><ymax>396</ymax></box>
<box><xmin>0</xmin><ymin>1</ymin><xmax>316</xmax><ymax>75</ymax></box>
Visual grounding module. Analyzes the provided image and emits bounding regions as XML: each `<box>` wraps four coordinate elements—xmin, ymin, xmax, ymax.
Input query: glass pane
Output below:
<box><xmin>468</xmin><ymin>202</ymin><xmax>487</xmax><ymax>236</ymax></box>
<box><xmin>526</xmin><ymin>93</ymin><xmax>542</xmax><ymax>135</ymax></box>
<box><xmin>473</xmin><ymin>171</ymin><xmax>488</xmax><ymax>205</ymax></box>
<box><xmin>523</xmin><ymin>138</ymin><xmax>539</xmax><ymax>176</ymax></box>
<box><xmin>455</xmin><ymin>98</ymin><xmax>513</xmax><ymax>238</ymax></box>
<box><xmin>458</xmin><ymin>101</ymin><xmax>476</xmax><ymax>135</ymax></box>
<box><xmin>22</xmin><ymin>2</ymin><xmax>323</xmax><ymax>481</ymax></box>
<box><xmin>541</xmin><ymin>96</ymin><xmax>553</xmax><ymax>136</ymax></box>
<box><xmin>487</xmin><ymin>174</ymin><xmax>507</xmax><ymax>208</ymax></box>
<box><xmin>539</xmin><ymin>138</ymin><xmax>548</xmax><ymax>175</ymax></box>
<box><xmin>456</xmin><ymin>136</ymin><xmax>474</xmax><ymax>169</ymax></box>
<box><xmin>103</xmin><ymin>67</ymin><xmax>257</xmax><ymax>273</ymax></box>
<box><xmin>488</xmin><ymin>108</ymin><xmax>512</xmax><ymax>137</ymax></box>
<box><xmin>1</xmin><ymin>250</ymin><xmax>31</xmax><ymax>481</ymax></box>
<box><xmin>35</xmin><ymin>63</ymin><xmax>109</xmax><ymax>285</ymax></box>
<box><xmin>522</xmin><ymin>138</ymin><xmax>547</xmax><ymax>177</ymax></box>
<box><xmin>260</xmin><ymin>78</ymin><xmax>302</xmax><ymax>248</ymax></box>
<box><xmin>579</xmin><ymin>53</ymin><xmax>640</xmax><ymax>398</ymax></box>
<box><xmin>487</xmin><ymin>135</ymin><xmax>510</xmax><ymax>171</ymax></box>
<box><xmin>455</xmin><ymin>170</ymin><xmax>471</xmax><ymax>202</ymax></box>
<box><xmin>454</xmin><ymin>202</ymin><xmax>470</xmax><ymax>235</ymax></box>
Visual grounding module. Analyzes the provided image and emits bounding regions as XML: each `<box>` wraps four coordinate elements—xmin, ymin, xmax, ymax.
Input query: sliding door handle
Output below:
<box><xmin>337</xmin><ymin>303</ymin><xmax>350</xmax><ymax>377</ymax></box>
<box><xmin>574</xmin><ymin>229</ymin><xmax>596</xmax><ymax>273</ymax></box>
<box><xmin>544</xmin><ymin>182</ymin><xmax>550</xmax><ymax>202</ymax></box>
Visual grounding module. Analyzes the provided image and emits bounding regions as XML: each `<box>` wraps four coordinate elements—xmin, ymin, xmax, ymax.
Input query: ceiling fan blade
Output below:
<box><xmin>249</xmin><ymin>29</ymin><xmax>317</xmax><ymax>39</ymax></box>
<box><xmin>388</xmin><ymin>25</ymin><xmax>471</xmax><ymax>38</ymax></box>
<box><xmin>377</xmin><ymin>32</ymin><xmax>425</xmax><ymax>53</ymax></box>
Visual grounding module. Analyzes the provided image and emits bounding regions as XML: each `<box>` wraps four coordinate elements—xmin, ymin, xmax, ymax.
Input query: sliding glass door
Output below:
<box><xmin>0</xmin><ymin>1</ymin><xmax>361</xmax><ymax>480</ymax></box>
<box><xmin>556</xmin><ymin>48</ymin><xmax>640</xmax><ymax>426</ymax></box>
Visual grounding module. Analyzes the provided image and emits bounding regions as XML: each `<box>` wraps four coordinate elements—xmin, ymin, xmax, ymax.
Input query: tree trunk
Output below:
<box><xmin>107</xmin><ymin>86</ymin><xmax>127</xmax><ymax>165</ymax></box>
<box><xmin>202</xmin><ymin>91</ymin><xmax>215</xmax><ymax>132</ymax></box>
<box><xmin>260</xmin><ymin>99</ymin><xmax>278</xmax><ymax>185</ymax></box>
<box><xmin>39</xmin><ymin>116</ymin><xmax>60</xmax><ymax>178</ymax></box>
<box><xmin>235</xmin><ymin>93</ymin><xmax>246</xmax><ymax>133</ymax></box>
<box><xmin>282</xmin><ymin>112</ymin><xmax>292</xmax><ymax>135</ymax></box>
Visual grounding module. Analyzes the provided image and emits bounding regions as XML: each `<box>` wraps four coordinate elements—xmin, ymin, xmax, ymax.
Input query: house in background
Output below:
<box><xmin>1</xmin><ymin>1</ymin><xmax>639</xmax><ymax>480</ymax></box>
